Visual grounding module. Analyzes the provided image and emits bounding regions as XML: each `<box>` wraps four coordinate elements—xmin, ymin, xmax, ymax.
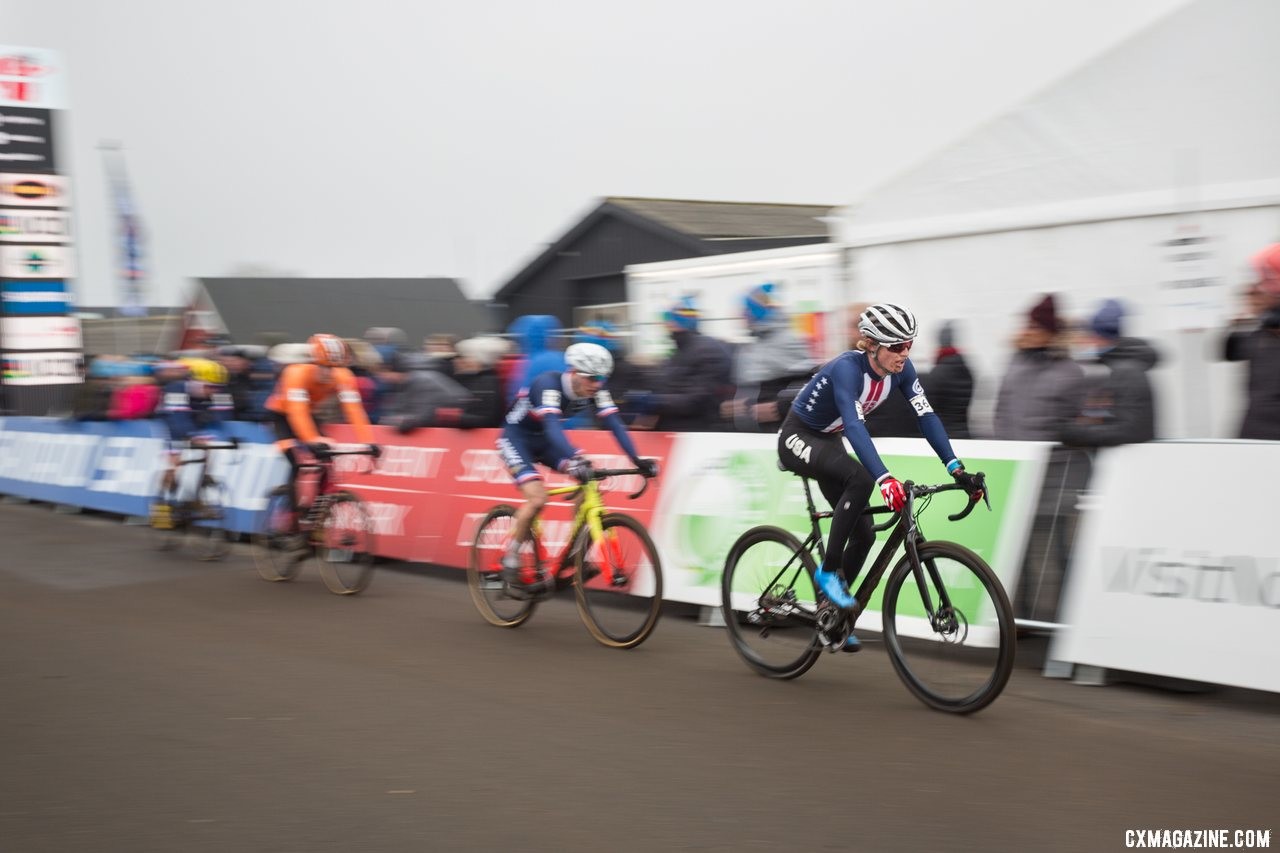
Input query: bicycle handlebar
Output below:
<box><xmin>866</xmin><ymin>474</ymin><xmax>991</xmax><ymax>529</ymax></box>
<box><xmin>587</xmin><ymin>467</ymin><xmax>656</xmax><ymax>500</ymax></box>
<box><xmin>308</xmin><ymin>445</ymin><xmax>378</xmax><ymax>461</ymax></box>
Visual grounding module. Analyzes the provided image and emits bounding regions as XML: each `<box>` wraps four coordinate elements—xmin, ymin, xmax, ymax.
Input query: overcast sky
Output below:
<box><xmin>2</xmin><ymin>0</ymin><xmax>1188</xmax><ymax>309</ymax></box>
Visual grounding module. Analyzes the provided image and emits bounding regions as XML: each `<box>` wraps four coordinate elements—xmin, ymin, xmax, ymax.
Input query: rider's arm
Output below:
<box><xmin>830</xmin><ymin>360</ymin><xmax>891</xmax><ymax>481</ymax></box>
<box><xmin>898</xmin><ymin>361</ymin><xmax>960</xmax><ymax>469</ymax></box>
<box><xmin>159</xmin><ymin>381</ymin><xmax>197</xmax><ymax>442</ymax></box>
<box><xmin>594</xmin><ymin>390</ymin><xmax>641</xmax><ymax>462</ymax></box>
<box><xmin>332</xmin><ymin>367</ymin><xmax>376</xmax><ymax>444</ymax></box>
<box><xmin>529</xmin><ymin>376</ymin><xmax>580</xmax><ymax>461</ymax></box>
<box><xmin>278</xmin><ymin>364</ymin><xmax>325</xmax><ymax>444</ymax></box>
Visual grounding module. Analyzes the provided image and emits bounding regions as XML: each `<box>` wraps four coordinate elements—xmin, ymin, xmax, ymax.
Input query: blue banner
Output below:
<box><xmin>2</xmin><ymin>279</ymin><xmax>69</xmax><ymax>314</ymax></box>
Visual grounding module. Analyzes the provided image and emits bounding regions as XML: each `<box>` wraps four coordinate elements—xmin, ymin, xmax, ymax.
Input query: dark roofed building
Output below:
<box><xmin>493</xmin><ymin>197</ymin><xmax>836</xmax><ymax>328</ymax></box>
<box><xmin>178</xmin><ymin>277</ymin><xmax>492</xmax><ymax>349</ymax></box>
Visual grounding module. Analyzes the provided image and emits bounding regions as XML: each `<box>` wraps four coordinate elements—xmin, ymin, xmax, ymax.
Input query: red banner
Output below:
<box><xmin>324</xmin><ymin>426</ymin><xmax>675</xmax><ymax>569</ymax></box>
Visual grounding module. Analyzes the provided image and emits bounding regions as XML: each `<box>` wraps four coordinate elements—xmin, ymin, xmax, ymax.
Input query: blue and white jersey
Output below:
<box><xmin>159</xmin><ymin>379</ymin><xmax>233</xmax><ymax>443</ymax></box>
<box><xmin>503</xmin><ymin>370</ymin><xmax>634</xmax><ymax>463</ymax></box>
<box><xmin>790</xmin><ymin>350</ymin><xmax>956</xmax><ymax>481</ymax></box>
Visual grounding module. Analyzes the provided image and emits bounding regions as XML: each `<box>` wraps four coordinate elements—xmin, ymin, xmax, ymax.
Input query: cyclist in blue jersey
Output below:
<box><xmin>496</xmin><ymin>342</ymin><xmax>659</xmax><ymax>597</ymax></box>
<box><xmin>778</xmin><ymin>303</ymin><xmax>984</xmax><ymax>650</ymax></box>
<box><xmin>157</xmin><ymin>358</ymin><xmax>235</xmax><ymax>495</ymax></box>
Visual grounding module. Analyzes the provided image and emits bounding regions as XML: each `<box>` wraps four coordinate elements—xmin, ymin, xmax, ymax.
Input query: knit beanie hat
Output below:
<box><xmin>663</xmin><ymin>296</ymin><xmax>700</xmax><ymax>332</ymax></box>
<box><xmin>1089</xmin><ymin>299</ymin><xmax>1125</xmax><ymax>339</ymax></box>
<box><xmin>1253</xmin><ymin>243</ymin><xmax>1280</xmax><ymax>297</ymax></box>
<box><xmin>744</xmin><ymin>283</ymin><xmax>777</xmax><ymax>323</ymax></box>
<box><xmin>1028</xmin><ymin>294</ymin><xmax>1061</xmax><ymax>333</ymax></box>
<box><xmin>937</xmin><ymin>320</ymin><xmax>956</xmax><ymax>349</ymax></box>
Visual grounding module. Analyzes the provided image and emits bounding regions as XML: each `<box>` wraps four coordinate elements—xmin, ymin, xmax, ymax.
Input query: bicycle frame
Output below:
<box><xmin>531</xmin><ymin>470</ymin><xmax>635</xmax><ymax>584</ymax></box>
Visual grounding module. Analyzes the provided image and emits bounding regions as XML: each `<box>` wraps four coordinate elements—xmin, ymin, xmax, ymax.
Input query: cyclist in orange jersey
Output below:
<box><xmin>264</xmin><ymin>334</ymin><xmax>381</xmax><ymax>513</ymax></box>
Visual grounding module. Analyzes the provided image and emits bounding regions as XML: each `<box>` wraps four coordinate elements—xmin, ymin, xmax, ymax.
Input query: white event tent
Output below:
<box><xmin>835</xmin><ymin>0</ymin><xmax>1280</xmax><ymax>438</ymax></box>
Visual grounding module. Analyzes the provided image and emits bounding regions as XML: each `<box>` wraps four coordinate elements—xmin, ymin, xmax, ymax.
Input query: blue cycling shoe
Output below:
<box><xmin>813</xmin><ymin>567</ymin><xmax>857</xmax><ymax>610</ymax></box>
<box><xmin>841</xmin><ymin>634</ymin><xmax>861</xmax><ymax>653</ymax></box>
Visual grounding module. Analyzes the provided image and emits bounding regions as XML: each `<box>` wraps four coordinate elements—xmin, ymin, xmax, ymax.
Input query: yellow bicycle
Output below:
<box><xmin>467</xmin><ymin>465</ymin><xmax>662</xmax><ymax>649</ymax></box>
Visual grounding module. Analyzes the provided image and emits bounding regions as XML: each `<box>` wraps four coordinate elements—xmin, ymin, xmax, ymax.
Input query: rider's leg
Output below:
<box><xmin>510</xmin><ymin>478</ymin><xmax>547</xmax><ymax>549</ymax></box>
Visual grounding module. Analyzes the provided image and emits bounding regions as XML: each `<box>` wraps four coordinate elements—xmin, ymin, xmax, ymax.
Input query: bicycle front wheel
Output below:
<box><xmin>252</xmin><ymin>485</ymin><xmax>305</xmax><ymax>583</ymax></box>
<box><xmin>313</xmin><ymin>491</ymin><xmax>376</xmax><ymax>595</ymax></box>
<box><xmin>882</xmin><ymin>540</ymin><xmax>1016</xmax><ymax>714</ymax></box>
<box><xmin>573</xmin><ymin>513</ymin><xmax>662</xmax><ymax>649</ymax></box>
<box><xmin>186</xmin><ymin>475</ymin><xmax>232</xmax><ymax>561</ymax></box>
<box><xmin>149</xmin><ymin>474</ymin><xmax>183</xmax><ymax>552</ymax></box>
<box><xmin>467</xmin><ymin>504</ymin><xmax>537</xmax><ymax>628</ymax></box>
<box><xmin>721</xmin><ymin>526</ymin><xmax>822</xmax><ymax>679</ymax></box>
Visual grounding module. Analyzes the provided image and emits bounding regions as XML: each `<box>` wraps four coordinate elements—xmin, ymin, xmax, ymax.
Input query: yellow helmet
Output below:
<box><xmin>180</xmin><ymin>357</ymin><xmax>228</xmax><ymax>385</ymax></box>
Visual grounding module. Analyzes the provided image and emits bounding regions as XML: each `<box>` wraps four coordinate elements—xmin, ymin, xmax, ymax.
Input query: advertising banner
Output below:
<box><xmin>1</xmin><ymin>315</ymin><xmax>81</xmax><ymax>350</ymax></box>
<box><xmin>0</xmin><ymin>208</ymin><xmax>70</xmax><ymax>242</ymax></box>
<box><xmin>2</xmin><ymin>279</ymin><xmax>69</xmax><ymax>314</ymax></box>
<box><xmin>0</xmin><ymin>106</ymin><xmax>56</xmax><ymax>170</ymax></box>
<box><xmin>0</xmin><ymin>244</ymin><xmax>75</xmax><ymax>279</ymax></box>
<box><xmin>0</xmin><ymin>47</ymin><xmax>68</xmax><ymax>109</ymax></box>
<box><xmin>1052</xmin><ymin>441</ymin><xmax>1280</xmax><ymax>693</ymax></box>
<box><xmin>3</xmin><ymin>350</ymin><xmax>81</xmax><ymax>384</ymax></box>
<box><xmin>650</xmin><ymin>433</ymin><xmax>1051</xmax><ymax>616</ymax></box>
<box><xmin>0</xmin><ymin>172</ymin><xmax>69</xmax><ymax>206</ymax></box>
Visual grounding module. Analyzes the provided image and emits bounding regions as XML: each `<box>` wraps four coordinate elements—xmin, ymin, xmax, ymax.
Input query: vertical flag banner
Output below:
<box><xmin>100</xmin><ymin>144</ymin><xmax>147</xmax><ymax>317</ymax></box>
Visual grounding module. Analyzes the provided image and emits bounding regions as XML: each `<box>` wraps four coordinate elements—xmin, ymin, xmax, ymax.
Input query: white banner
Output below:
<box><xmin>0</xmin><ymin>47</ymin><xmax>68</xmax><ymax>109</ymax></box>
<box><xmin>1052</xmin><ymin>442</ymin><xmax>1280</xmax><ymax>692</ymax></box>
<box><xmin>0</xmin><ymin>244</ymin><xmax>75</xmax><ymax>279</ymax></box>
<box><xmin>0</xmin><ymin>172</ymin><xmax>69</xmax><ymax>206</ymax></box>
<box><xmin>1</xmin><ymin>315</ymin><xmax>81</xmax><ymax>350</ymax></box>
<box><xmin>0</xmin><ymin>208</ymin><xmax>70</xmax><ymax>242</ymax></box>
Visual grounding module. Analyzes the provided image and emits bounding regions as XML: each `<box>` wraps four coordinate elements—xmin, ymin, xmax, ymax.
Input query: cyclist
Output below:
<box><xmin>264</xmin><ymin>334</ymin><xmax>380</xmax><ymax>519</ymax></box>
<box><xmin>156</xmin><ymin>357</ymin><xmax>234</xmax><ymax>504</ymax></box>
<box><xmin>496</xmin><ymin>341</ymin><xmax>658</xmax><ymax>597</ymax></box>
<box><xmin>777</xmin><ymin>303</ymin><xmax>984</xmax><ymax>649</ymax></box>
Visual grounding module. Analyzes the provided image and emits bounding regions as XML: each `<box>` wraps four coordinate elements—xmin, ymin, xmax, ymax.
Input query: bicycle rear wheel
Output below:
<box><xmin>882</xmin><ymin>540</ymin><xmax>1016</xmax><ymax>714</ymax></box>
<box><xmin>467</xmin><ymin>504</ymin><xmax>537</xmax><ymax>628</ymax></box>
<box><xmin>186</xmin><ymin>475</ymin><xmax>232</xmax><ymax>561</ymax></box>
<box><xmin>573</xmin><ymin>513</ymin><xmax>662</xmax><ymax>649</ymax></box>
<box><xmin>314</xmin><ymin>491</ymin><xmax>376</xmax><ymax>595</ymax></box>
<box><xmin>252</xmin><ymin>485</ymin><xmax>305</xmax><ymax>582</ymax></box>
<box><xmin>721</xmin><ymin>526</ymin><xmax>822</xmax><ymax>679</ymax></box>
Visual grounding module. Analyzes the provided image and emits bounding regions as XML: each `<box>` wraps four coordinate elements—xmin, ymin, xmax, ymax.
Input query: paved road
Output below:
<box><xmin>1</xmin><ymin>501</ymin><xmax>1276</xmax><ymax>853</ymax></box>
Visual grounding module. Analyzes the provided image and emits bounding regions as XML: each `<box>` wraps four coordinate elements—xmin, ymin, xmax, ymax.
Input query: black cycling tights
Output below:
<box><xmin>778</xmin><ymin>413</ymin><xmax>876</xmax><ymax>583</ymax></box>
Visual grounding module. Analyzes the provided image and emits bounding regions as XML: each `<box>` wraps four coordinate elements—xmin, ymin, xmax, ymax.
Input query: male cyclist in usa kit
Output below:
<box><xmin>496</xmin><ymin>342</ymin><xmax>658</xmax><ymax>598</ymax></box>
<box><xmin>777</xmin><ymin>303</ymin><xmax>984</xmax><ymax>650</ymax></box>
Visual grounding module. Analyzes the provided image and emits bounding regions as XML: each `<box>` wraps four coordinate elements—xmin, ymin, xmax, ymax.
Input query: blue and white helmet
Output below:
<box><xmin>564</xmin><ymin>342</ymin><xmax>614</xmax><ymax>378</ymax></box>
<box><xmin>858</xmin><ymin>303</ymin><xmax>918</xmax><ymax>345</ymax></box>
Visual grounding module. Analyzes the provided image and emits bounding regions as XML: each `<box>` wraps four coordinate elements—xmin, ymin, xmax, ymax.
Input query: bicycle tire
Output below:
<box><xmin>721</xmin><ymin>525</ymin><xmax>822</xmax><ymax>679</ymax></box>
<box><xmin>149</xmin><ymin>473</ymin><xmax>183</xmax><ymax>552</ymax></box>
<box><xmin>881</xmin><ymin>540</ymin><xmax>1016</xmax><ymax>714</ymax></box>
<box><xmin>467</xmin><ymin>504</ymin><xmax>537</xmax><ymax>628</ymax></box>
<box><xmin>252</xmin><ymin>485</ymin><xmax>305</xmax><ymax>582</ymax></box>
<box><xmin>572</xmin><ymin>513</ymin><xmax>663</xmax><ymax>649</ymax></box>
<box><xmin>313</xmin><ymin>490</ymin><xmax>376</xmax><ymax>595</ymax></box>
<box><xmin>186</xmin><ymin>475</ymin><xmax>232</xmax><ymax>562</ymax></box>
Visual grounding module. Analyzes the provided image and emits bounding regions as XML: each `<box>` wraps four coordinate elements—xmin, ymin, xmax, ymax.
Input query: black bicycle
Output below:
<box><xmin>149</xmin><ymin>438</ymin><xmax>240</xmax><ymax>561</ymax></box>
<box><xmin>721</xmin><ymin>471</ymin><xmax>1016</xmax><ymax>714</ymax></box>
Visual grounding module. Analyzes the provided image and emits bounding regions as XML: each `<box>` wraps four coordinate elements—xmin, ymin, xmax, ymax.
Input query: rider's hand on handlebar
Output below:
<box><xmin>878</xmin><ymin>475</ymin><xmax>906</xmax><ymax>512</ymax></box>
<box><xmin>560</xmin><ymin>455</ymin><xmax>593</xmax><ymax>483</ymax></box>
<box><xmin>952</xmin><ymin>468</ymin><xmax>985</xmax><ymax>499</ymax></box>
<box><xmin>367</xmin><ymin>443</ymin><xmax>382</xmax><ymax>459</ymax></box>
<box><xmin>635</xmin><ymin>457</ymin><xmax>659</xmax><ymax>478</ymax></box>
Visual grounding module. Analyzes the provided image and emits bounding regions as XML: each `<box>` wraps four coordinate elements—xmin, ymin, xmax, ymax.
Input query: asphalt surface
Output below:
<box><xmin>1</xmin><ymin>501</ymin><xmax>1276</xmax><ymax>853</ymax></box>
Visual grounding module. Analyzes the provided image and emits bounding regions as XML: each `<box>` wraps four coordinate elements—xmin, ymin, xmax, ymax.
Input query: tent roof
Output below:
<box><xmin>839</xmin><ymin>0</ymin><xmax>1280</xmax><ymax>246</ymax></box>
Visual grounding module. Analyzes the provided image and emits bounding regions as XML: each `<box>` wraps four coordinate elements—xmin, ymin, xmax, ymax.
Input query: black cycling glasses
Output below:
<box><xmin>884</xmin><ymin>340</ymin><xmax>914</xmax><ymax>354</ymax></box>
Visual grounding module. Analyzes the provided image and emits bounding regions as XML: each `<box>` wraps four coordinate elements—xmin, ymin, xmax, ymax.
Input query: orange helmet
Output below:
<box><xmin>308</xmin><ymin>333</ymin><xmax>352</xmax><ymax>367</ymax></box>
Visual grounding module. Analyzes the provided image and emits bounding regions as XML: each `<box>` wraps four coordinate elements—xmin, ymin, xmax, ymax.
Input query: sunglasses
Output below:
<box><xmin>884</xmin><ymin>340</ymin><xmax>914</xmax><ymax>354</ymax></box>
<box><xmin>577</xmin><ymin>372</ymin><xmax>607</xmax><ymax>382</ymax></box>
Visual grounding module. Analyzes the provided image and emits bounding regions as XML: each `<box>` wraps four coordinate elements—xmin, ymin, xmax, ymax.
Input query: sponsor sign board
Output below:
<box><xmin>1</xmin><ymin>279</ymin><xmax>69</xmax><ymax>314</ymax></box>
<box><xmin>0</xmin><ymin>105</ymin><xmax>56</xmax><ymax>169</ymax></box>
<box><xmin>0</xmin><ymin>47</ymin><xmax>68</xmax><ymax>110</ymax></box>
<box><xmin>0</xmin><ymin>207</ymin><xmax>70</xmax><ymax>242</ymax></box>
<box><xmin>0</xmin><ymin>244</ymin><xmax>75</xmax><ymax>279</ymax></box>
<box><xmin>0</xmin><ymin>172</ymin><xmax>68</xmax><ymax>206</ymax></box>
<box><xmin>1</xmin><ymin>314</ymin><xmax>81</xmax><ymax>349</ymax></box>
<box><xmin>2</xmin><ymin>350</ymin><xmax>81</xmax><ymax>384</ymax></box>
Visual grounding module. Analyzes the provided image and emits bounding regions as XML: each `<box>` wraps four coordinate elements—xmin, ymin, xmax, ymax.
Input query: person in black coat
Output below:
<box><xmin>636</xmin><ymin>296</ymin><xmax>734</xmax><ymax>432</ymax></box>
<box><xmin>1223</xmin><ymin>244</ymin><xmax>1280</xmax><ymax>440</ymax></box>
<box><xmin>922</xmin><ymin>321</ymin><xmax>974</xmax><ymax>439</ymax></box>
<box><xmin>1062</xmin><ymin>299</ymin><xmax>1158</xmax><ymax>447</ymax></box>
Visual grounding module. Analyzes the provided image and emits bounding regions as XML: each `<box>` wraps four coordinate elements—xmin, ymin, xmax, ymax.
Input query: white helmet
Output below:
<box><xmin>564</xmin><ymin>342</ymin><xmax>614</xmax><ymax>378</ymax></box>
<box><xmin>858</xmin><ymin>303</ymin><xmax>918</xmax><ymax>345</ymax></box>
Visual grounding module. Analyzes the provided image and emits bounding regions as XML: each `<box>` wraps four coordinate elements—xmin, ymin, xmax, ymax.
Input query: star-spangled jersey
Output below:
<box><xmin>503</xmin><ymin>370</ymin><xmax>637</xmax><ymax>463</ymax></box>
<box><xmin>790</xmin><ymin>350</ymin><xmax>957</xmax><ymax>482</ymax></box>
<box><xmin>159</xmin><ymin>379</ymin><xmax>233</xmax><ymax>443</ymax></box>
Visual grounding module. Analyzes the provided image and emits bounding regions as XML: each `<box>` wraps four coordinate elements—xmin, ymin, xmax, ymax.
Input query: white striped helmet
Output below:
<box><xmin>858</xmin><ymin>303</ymin><xmax>918</xmax><ymax>345</ymax></box>
<box><xmin>564</xmin><ymin>342</ymin><xmax>613</xmax><ymax>378</ymax></box>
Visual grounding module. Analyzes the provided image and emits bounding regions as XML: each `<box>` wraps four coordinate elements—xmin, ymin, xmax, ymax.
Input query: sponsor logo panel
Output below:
<box><xmin>1</xmin><ymin>279</ymin><xmax>69</xmax><ymax>314</ymax></box>
<box><xmin>2</xmin><ymin>349</ymin><xmax>81</xmax><ymax>384</ymax></box>
<box><xmin>0</xmin><ymin>244</ymin><xmax>75</xmax><ymax>278</ymax></box>
<box><xmin>0</xmin><ymin>47</ymin><xmax>68</xmax><ymax>109</ymax></box>
<box><xmin>0</xmin><ymin>207</ymin><xmax>70</xmax><ymax>242</ymax></box>
<box><xmin>0</xmin><ymin>172</ymin><xmax>68</xmax><ymax>206</ymax></box>
<box><xmin>0</xmin><ymin>105</ymin><xmax>56</xmax><ymax>168</ymax></box>
<box><xmin>1</xmin><ymin>314</ymin><xmax>82</xmax><ymax>349</ymax></box>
